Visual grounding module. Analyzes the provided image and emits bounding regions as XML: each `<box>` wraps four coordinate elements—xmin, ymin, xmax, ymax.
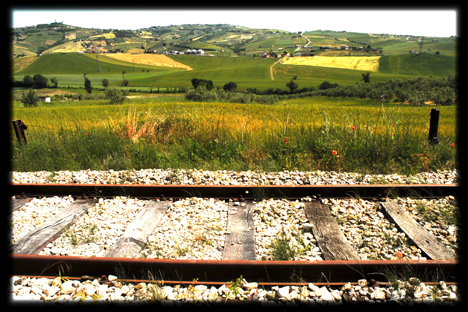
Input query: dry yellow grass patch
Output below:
<box><xmin>282</xmin><ymin>56</ymin><xmax>381</xmax><ymax>72</ymax></box>
<box><xmin>43</xmin><ymin>41</ymin><xmax>85</xmax><ymax>54</ymax></box>
<box><xmin>89</xmin><ymin>32</ymin><xmax>116</xmax><ymax>39</ymax></box>
<box><xmin>105</xmin><ymin>53</ymin><xmax>192</xmax><ymax>70</ymax></box>
<box><xmin>12</xmin><ymin>56</ymin><xmax>38</xmax><ymax>73</ymax></box>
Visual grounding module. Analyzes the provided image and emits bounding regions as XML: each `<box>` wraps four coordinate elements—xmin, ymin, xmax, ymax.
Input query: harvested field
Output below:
<box><xmin>282</xmin><ymin>56</ymin><xmax>381</xmax><ymax>72</ymax></box>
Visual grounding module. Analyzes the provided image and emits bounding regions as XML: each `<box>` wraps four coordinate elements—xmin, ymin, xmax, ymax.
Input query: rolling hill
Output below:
<box><xmin>11</xmin><ymin>22</ymin><xmax>457</xmax><ymax>90</ymax></box>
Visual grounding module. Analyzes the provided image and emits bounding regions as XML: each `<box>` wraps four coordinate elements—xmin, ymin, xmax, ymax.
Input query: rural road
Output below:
<box><xmin>270</xmin><ymin>32</ymin><xmax>310</xmax><ymax>80</ymax></box>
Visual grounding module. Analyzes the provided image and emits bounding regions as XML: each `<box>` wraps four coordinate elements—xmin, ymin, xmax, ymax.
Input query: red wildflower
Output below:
<box><xmin>350</xmin><ymin>126</ymin><xmax>355</xmax><ymax>130</ymax></box>
<box><xmin>332</xmin><ymin>150</ymin><xmax>337</xmax><ymax>155</ymax></box>
<box><xmin>285</xmin><ymin>138</ymin><xmax>288</xmax><ymax>144</ymax></box>
<box><xmin>451</xmin><ymin>143</ymin><xmax>455</xmax><ymax>147</ymax></box>
<box><xmin>85</xmin><ymin>133</ymin><xmax>88</xmax><ymax>135</ymax></box>
<box><xmin>419</xmin><ymin>154</ymin><xmax>423</xmax><ymax>157</ymax></box>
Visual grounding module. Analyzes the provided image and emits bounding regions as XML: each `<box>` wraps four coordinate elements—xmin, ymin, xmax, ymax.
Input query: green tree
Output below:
<box><xmin>50</xmin><ymin>77</ymin><xmax>58</xmax><ymax>88</ymax></box>
<box><xmin>223</xmin><ymin>81</ymin><xmax>237</xmax><ymax>92</ymax></box>
<box><xmin>102</xmin><ymin>79</ymin><xmax>109</xmax><ymax>88</ymax></box>
<box><xmin>20</xmin><ymin>89</ymin><xmax>39</xmax><ymax>107</ymax></box>
<box><xmin>319</xmin><ymin>81</ymin><xmax>338</xmax><ymax>90</ymax></box>
<box><xmin>361</xmin><ymin>72</ymin><xmax>371</xmax><ymax>83</ymax></box>
<box><xmin>191</xmin><ymin>78</ymin><xmax>213</xmax><ymax>91</ymax></box>
<box><xmin>84</xmin><ymin>76</ymin><xmax>92</xmax><ymax>94</ymax></box>
<box><xmin>286</xmin><ymin>80</ymin><xmax>298</xmax><ymax>92</ymax></box>
<box><xmin>23</xmin><ymin>75</ymin><xmax>33</xmax><ymax>88</ymax></box>
<box><xmin>32</xmin><ymin>74</ymin><xmax>48</xmax><ymax>88</ymax></box>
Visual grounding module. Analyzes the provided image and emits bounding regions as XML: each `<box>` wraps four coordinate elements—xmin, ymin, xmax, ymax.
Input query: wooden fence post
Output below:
<box><xmin>12</xmin><ymin>120</ymin><xmax>27</xmax><ymax>145</ymax></box>
<box><xmin>428</xmin><ymin>109</ymin><xmax>439</xmax><ymax>144</ymax></box>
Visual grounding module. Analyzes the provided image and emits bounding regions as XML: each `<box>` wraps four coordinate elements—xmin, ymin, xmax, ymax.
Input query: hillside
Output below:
<box><xmin>11</xmin><ymin>22</ymin><xmax>457</xmax><ymax>58</ymax></box>
<box><xmin>11</xmin><ymin>22</ymin><xmax>458</xmax><ymax>91</ymax></box>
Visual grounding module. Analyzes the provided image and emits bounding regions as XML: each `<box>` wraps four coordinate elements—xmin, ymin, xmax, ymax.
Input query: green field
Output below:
<box><xmin>11</xmin><ymin>96</ymin><xmax>457</xmax><ymax>174</ymax></box>
<box><xmin>379</xmin><ymin>54</ymin><xmax>457</xmax><ymax>76</ymax></box>
<box><xmin>13</xmin><ymin>51</ymin><xmax>457</xmax><ymax>91</ymax></box>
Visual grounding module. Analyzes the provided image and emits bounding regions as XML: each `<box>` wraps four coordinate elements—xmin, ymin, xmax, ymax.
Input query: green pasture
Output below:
<box><xmin>12</xmin><ymin>48</ymin><xmax>457</xmax><ymax>92</ymax></box>
<box><xmin>379</xmin><ymin>54</ymin><xmax>457</xmax><ymax>76</ymax></box>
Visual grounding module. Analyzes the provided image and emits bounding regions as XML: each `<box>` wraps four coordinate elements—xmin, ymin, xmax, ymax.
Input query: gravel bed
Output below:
<box><xmin>326</xmin><ymin>198</ymin><xmax>423</xmax><ymax>260</ymax></box>
<box><xmin>253</xmin><ymin>198</ymin><xmax>323</xmax><ymax>261</ymax></box>
<box><xmin>10</xmin><ymin>169</ymin><xmax>460</xmax><ymax>304</ymax></box>
<box><xmin>10</xmin><ymin>275</ymin><xmax>460</xmax><ymax>306</ymax></box>
<box><xmin>139</xmin><ymin>197</ymin><xmax>229</xmax><ymax>260</ymax></box>
<box><xmin>10</xmin><ymin>169</ymin><xmax>459</xmax><ymax>185</ymax></box>
<box><xmin>394</xmin><ymin>196</ymin><xmax>459</xmax><ymax>255</ymax></box>
<box><xmin>10</xmin><ymin>196</ymin><xmax>75</xmax><ymax>246</ymax></box>
<box><xmin>37</xmin><ymin>197</ymin><xmax>148</xmax><ymax>257</ymax></box>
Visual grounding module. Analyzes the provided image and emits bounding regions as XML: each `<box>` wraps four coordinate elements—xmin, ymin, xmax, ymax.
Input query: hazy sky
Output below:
<box><xmin>11</xmin><ymin>8</ymin><xmax>458</xmax><ymax>37</ymax></box>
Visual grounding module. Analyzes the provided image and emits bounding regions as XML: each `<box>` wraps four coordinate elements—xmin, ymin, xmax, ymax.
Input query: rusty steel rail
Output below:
<box><xmin>9</xmin><ymin>183</ymin><xmax>460</xmax><ymax>286</ymax></box>
<box><xmin>10</xmin><ymin>183</ymin><xmax>459</xmax><ymax>200</ymax></box>
<box><xmin>10</xmin><ymin>254</ymin><xmax>458</xmax><ymax>284</ymax></box>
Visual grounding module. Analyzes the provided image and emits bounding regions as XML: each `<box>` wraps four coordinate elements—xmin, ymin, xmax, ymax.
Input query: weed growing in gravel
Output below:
<box><xmin>64</xmin><ymin>223</ymin><xmax>98</xmax><ymax>246</ymax></box>
<box><xmin>269</xmin><ymin>230</ymin><xmax>299</xmax><ymax>260</ymax></box>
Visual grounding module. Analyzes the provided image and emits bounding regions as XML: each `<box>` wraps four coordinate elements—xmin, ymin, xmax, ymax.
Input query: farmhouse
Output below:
<box><xmin>259</xmin><ymin>52</ymin><xmax>278</xmax><ymax>58</ymax></box>
<box><xmin>340</xmin><ymin>45</ymin><xmax>349</xmax><ymax>50</ymax></box>
<box><xmin>296</xmin><ymin>52</ymin><xmax>313</xmax><ymax>57</ymax></box>
<box><xmin>185</xmin><ymin>49</ymin><xmax>205</xmax><ymax>55</ymax></box>
<box><xmin>163</xmin><ymin>51</ymin><xmax>184</xmax><ymax>55</ymax></box>
<box><xmin>39</xmin><ymin>96</ymin><xmax>51</xmax><ymax>103</ymax></box>
<box><xmin>409</xmin><ymin>49</ymin><xmax>419</xmax><ymax>54</ymax></box>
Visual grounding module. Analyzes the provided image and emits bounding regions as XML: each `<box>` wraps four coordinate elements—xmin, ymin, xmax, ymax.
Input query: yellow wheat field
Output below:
<box><xmin>282</xmin><ymin>56</ymin><xmax>381</xmax><ymax>72</ymax></box>
<box><xmin>105</xmin><ymin>54</ymin><xmax>192</xmax><ymax>70</ymax></box>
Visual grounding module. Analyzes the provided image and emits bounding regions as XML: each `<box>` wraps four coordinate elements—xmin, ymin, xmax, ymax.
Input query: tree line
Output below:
<box><xmin>185</xmin><ymin>75</ymin><xmax>457</xmax><ymax>106</ymax></box>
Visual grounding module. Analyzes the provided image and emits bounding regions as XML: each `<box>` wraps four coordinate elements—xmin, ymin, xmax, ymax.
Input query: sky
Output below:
<box><xmin>10</xmin><ymin>8</ymin><xmax>459</xmax><ymax>38</ymax></box>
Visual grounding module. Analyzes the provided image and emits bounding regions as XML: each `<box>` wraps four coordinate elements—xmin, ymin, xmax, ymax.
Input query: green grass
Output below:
<box><xmin>13</xmin><ymin>51</ymin><xmax>457</xmax><ymax>92</ymax></box>
<box><xmin>13</xmin><ymin>53</ymin><xmax>185</xmax><ymax>87</ymax></box>
<box><xmin>379</xmin><ymin>54</ymin><xmax>457</xmax><ymax>76</ymax></box>
<box><xmin>11</xmin><ymin>96</ymin><xmax>458</xmax><ymax>175</ymax></box>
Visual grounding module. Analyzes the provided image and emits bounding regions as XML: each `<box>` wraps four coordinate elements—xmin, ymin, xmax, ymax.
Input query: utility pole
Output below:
<box><xmin>96</xmin><ymin>46</ymin><xmax>102</xmax><ymax>72</ymax></box>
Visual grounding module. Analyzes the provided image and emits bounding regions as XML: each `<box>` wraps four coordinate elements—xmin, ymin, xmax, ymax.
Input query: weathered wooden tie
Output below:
<box><xmin>11</xmin><ymin>199</ymin><xmax>96</xmax><ymax>255</ymax></box>
<box><xmin>304</xmin><ymin>202</ymin><xmax>359</xmax><ymax>260</ymax></box>
<box><xmin>10</xmin><ymin>198</ymin><xmax>32</xmax><ymax>212</ymax></box>
<box><xmin>380</xmin><ymin>202</ymin><xmax>456</xmax><ymax>260</ymax></box>
<box><xmin>105</xmin><ymin>200</ymin><xmax>169</xmax><ymax>258</ymax></box>
<box><xmin>223</xmin><ymin>201</ymin><xmax>256</xmax><ymax>260</ymax></box>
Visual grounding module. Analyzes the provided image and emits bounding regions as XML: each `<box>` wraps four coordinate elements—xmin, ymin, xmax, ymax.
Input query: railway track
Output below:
<box><xmin>9</xmin><ymin>183</ymin><xmax>460</xmax><ymax>304</ymax></box>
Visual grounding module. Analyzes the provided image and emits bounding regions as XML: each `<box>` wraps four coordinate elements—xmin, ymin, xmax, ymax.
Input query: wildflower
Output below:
<box><xmin>350</xmin><ymin>126</ymin><xmax>355</xmax><ymax>130</ymax></box>
<box><xmin>419</xmin><ymin>154</ymin><xmax>423</xmax><ymax>157</ymax></box>
<box><xmin>451</xmin><ymin>143</ymin><xmax>455</xmax><ymax>147</ymax></box>
<box><xmin>285</xmin><ymin>138</ymin><xmax>288</xmax><ymax>144</ymax></box>
<box><xmin>85</xmin><ymin>133</ymin><xmax>88</xmax><ymax>135</ymax></box>
<box><xmin>332</xmin><ymin>150</ymin><xmax>337</xmax><ymax>155</ymax></box>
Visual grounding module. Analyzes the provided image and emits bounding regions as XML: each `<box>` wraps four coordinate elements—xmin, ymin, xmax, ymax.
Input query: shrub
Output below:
<box><xmin>20</xmin><ymin>89</ymin><xmax>39</xmax><ymax>107</ymax></box>
<box><xmin>105</xmin><ymin>86</ymin><xmax>127</xmax><ymax>104</ymax></box>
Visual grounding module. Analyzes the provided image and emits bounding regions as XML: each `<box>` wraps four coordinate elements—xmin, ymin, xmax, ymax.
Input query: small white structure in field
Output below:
<box><xmin>39</xmin><ymin>96</ymin><xmax>51</xmax><ymax>103</ymax></box>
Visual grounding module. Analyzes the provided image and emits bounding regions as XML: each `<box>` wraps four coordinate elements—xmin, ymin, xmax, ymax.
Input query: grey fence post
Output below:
<box><xmin>12</xmin><ymin>120</ymin><xmax>27</xmax><ymax>145</ymax></box>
